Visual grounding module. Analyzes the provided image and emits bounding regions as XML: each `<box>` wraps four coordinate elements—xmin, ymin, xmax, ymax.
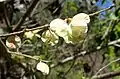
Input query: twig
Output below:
<box><xmin>62</xmin><ymin>59</ymin><xmax>76</xmax><ymax>78</ymax></box>
<box><xmin>108</xmin><ymin>39</ymin><xmax>120</xmax><ymax>45</ymax></box>
<box><xmin>0</xmin><ymin>24</ymin><xmax>49</xmax><ymax>37</ymax></box>
<box><xmin>7</xmin><ymin>50</ymin><xmax>50</xmax><ymax>63</ymax></box>
<box><xmin>114</xmin><ymin>44</ymin><xmax>120</xmax><ymax>47</ymax></box>
<box><xmin>0</xmin><ymin>37</ymin><xmax>8</xmax><ymax>51</ymax></box>
<box><xmin>12</xmin><ymin>0</ymin><xmax>40</xmax><ymax>31</ymax></box>
<box><xmin>101</xmin><ymin>20</ymin><xmax>113</xmax><ymax>40</ymax></box>
<box><xmin>94</xmin><ymin>58</ymin><xmax>120</xmax><ymax>76</ymax></box>
<box><xmin>8</xmin><ymin>50</ymin><xmax>38</xmax><ymax>60</ymax></box>
<box><xmin>3</xmin><ymin>2</ymin><xmax>12</xmax><ymax>32</ymax></box>
<box><xmin>92</xmin><ymin>70</ymin><xmax>120</xmax><ymax>79</ymax></box>
<box><xmin>30</xmin><ymin>0</ymin><xmax>41</xmax><ymax>17</ymax></box>
<box><xmin>33</xmin><ymin>0</ymin><xmax>64</xmax><ymax>16</ymax></box>
<box><xmin>89</xmin><ymin>4</ymin><xmax>115</xmax><ymax>16</ymax></box>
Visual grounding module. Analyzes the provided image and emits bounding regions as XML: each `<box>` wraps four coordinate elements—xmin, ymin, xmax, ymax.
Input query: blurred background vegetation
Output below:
<box><xmin>0</xmin><ymin>0</ymin><xmax>120</xmax><ymax>79</ymax></box>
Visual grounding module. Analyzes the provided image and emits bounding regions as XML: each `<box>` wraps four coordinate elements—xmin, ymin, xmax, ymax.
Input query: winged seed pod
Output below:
<box><xmin>0</xmin><ymin>0</ymin><xmax>6</xmax><ymax>2</ymax></box>
<box><xmin>36</xmin><ymin>61</ymin><xmax>49</xmax><ymax>75</ymax></box>
<box><xmin>72</xmin><ymin>13</ymin><xmax>90</xmax><ymax>23</ymax></box>
<box><xmin>69</xmin><ymin>13</ymin><xmax>90</xmax><ymax>43</ymax></box>
<box><xmin>50</xmin><ymin>18</ymin><xmax>72</xmax><ymax>43</ymax></box>
<box><xmin>6</xmin><ymin>35</ymin><xmax>21</xmax><ymax>50</ymax></box>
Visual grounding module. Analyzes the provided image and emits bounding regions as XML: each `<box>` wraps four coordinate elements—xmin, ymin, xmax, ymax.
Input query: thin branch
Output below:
<box><xmin>94</xmin><ymin>58</ymin><xmax>120</xmax><ymax>76</ymax></box>
<box><xmin>62</xmin><ymin>59</ymin><xmax>76</xmax><ymax>78</ymax></box>
<box><xmin>89</xmin><ymin>4</ymin><xmax>115</xmax><ymax>16</ymax></box>
<box><xmin>0</xmin><ymin>38</ymin><xmax>8</xmax><ymax>51</ymax></box>
<box><xmin>3</xmin><ymin>2</ymin><xmax>12</xmax><ymax>32</ymax></box>
<box><xmin>30</xmin><ymin>0</ymin><xmax>41</xmax><ymax>17</ymax></box>
<box><xmin>0</xmin><ymin>24</ymin><xmax>49</xmax><ymax>37</ymax></box>
<box><xmin>33</xmin><ymin>0</ymin><xmax>64</xmax><ymax>16</ymax></box>
<box><xmin>101</xmin><ymin>20</ymin><xmax>113</xmax><ymax>40</ymax></box>
<box><xmin>92</xmin><ymin>70</ymin><xmax>120</xmax><ymax>79</ymax></box>
<box><xmin>108</xmin><ymin>39</ymin><xmax>120</xmax><ymax>45</ymax></box>
<box><xmin>114</xmin><ymin>44</ymin><xmax>120</xmax><ymax>47</ymax></box>
<box><xmin>8</xmin><ymin>50</ymin><xmax>38</xmax><ymax>60</ymax></box>
<box><xmin>7</xmin><ymin>50</ymin><xmax>50</xmax><ymax>63</ymax></box>
<box><xmin>12</xmin><ymin>0</ymin><xmax>40</xmax><ymax>31</ymax></box>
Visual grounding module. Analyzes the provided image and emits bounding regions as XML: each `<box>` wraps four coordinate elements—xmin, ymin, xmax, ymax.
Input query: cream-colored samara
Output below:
<box><xmin>69</xmin><ymin>13</ymin><xmax>90</xmax><ymax>43</ymax></box>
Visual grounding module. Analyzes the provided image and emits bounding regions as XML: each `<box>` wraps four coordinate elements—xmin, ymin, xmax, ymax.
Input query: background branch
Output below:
<box><xmin>92</xmin><ymin>70</ymin><xmax>120</xmax><ymax>79</ymax></box>
<box><xmin>89</xmin><ymin>4</ymin><xmax>115</xmax><ymax>16</ymax></box>
<box><xmin>94</xmin><ymin>57</ymin><xmax>120</xmax><ymax>76</ymax></box>
<box><xmin>12</xmin><ymin>0</ymin><xmax>40</xmax><ymax>31</ymax></box>
<box><xmin>0</xmin><ymin>24</ymin><xmax>49</xmax><ymax>37</ymax></box>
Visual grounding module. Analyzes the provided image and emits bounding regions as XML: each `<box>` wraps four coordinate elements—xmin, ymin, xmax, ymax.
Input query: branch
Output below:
<box><xmin>8</xmin><ymin>50</ymin><xmax>38</xmax><ymax>60</ymax></box>
<box><xmin>30</xmin><ymin>0</ymin><xmax>41</xmax><ymax>17</ymax></box>
<box><xmin>3</xmin><ymin>2</ymin><xmax>12</xmax><ymax>32</ymax></box>
<box><xmin>12</xmin><ymin>0</ymin><xmax>40</xmax><ymax>31</ymax></box>
<box><xmin>92</xmin><ymin>70</ymin><xmax>120</xmax><ymax>79</ymax></box>
<box><xmin>89</xmin><ymin>4</ymin><xmax>115</xmax><ymax>16</ymax></box>
<box><xmin>51</xmin><ymin>38</ymin><xmax>120</xmax><ymax>68</ymax></box>
<box><xmin>0</xmin><ymin>24</ymin><xmax>49</xmax><ymax>37</ymax></box>
<box><xmin>101</xmin><ymin>20</ymin><xmax>113</xmax><ymax>40</ymax></box>
<box><xmin>7</xmin><ymin>50</ymin><xmax>50</xmax><ymax>63</ymax></box>
<box><xmin>94</xmin><ymin>58</ymin><xmax>120</xmax><ymax>76</ymax></box>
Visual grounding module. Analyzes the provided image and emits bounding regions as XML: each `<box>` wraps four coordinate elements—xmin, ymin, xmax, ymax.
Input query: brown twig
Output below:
<box><xmin>3</xmin><ymin>2</ymin><xmax>12</xmax><ymax>32</ymax></box>
<box><xmin>89</xmin><ymin>4</ymin><xmax>115</xmax><ymax>16</ymax></box>
<box><xmin>92</xmin><ymin>70</ymin><xmax>120</xmax><ymax>79</ymax></box>
<box><xmin>30</xmin><ymin>0</ymin><xmax>41</xmax><ymax>17</ymax></box>
<box><xmin>94</xmin><ymin>57</ymin><xmax>120</xmax><ymax>76</ymax></box>
<box><xmin>7</xmin><ymin>50</ymin><xmax>50</xmax><ymax>63</ymax></box>
<box><xmin>0</xmin><ymin>24</ymin><xmax>49</xmax><ymax>37</ymax></box>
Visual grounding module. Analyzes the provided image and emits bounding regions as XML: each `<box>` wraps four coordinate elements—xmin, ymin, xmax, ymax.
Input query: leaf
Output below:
<box><xmin>36</xmin><ymin>61</ymin><xmax>49</xmax><ymax>75</ymax></box>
